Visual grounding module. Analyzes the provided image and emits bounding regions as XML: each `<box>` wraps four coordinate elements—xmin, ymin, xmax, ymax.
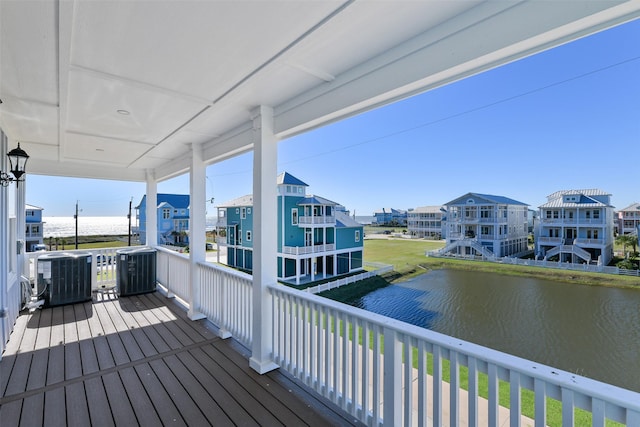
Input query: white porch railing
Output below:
<box><xmin>156</xmin><ymin>247</ymin><xmax>190</xmax><ymax>301</ymax></box>
<box><xmin>298</xmin><ymin>215</ymin><xmax>336</xmax><ymax>225</ymax></box>
<box><xmin>153</xmin><ymin>249</ymin><xmax>640</xmax><ymax>426</ymax></box>
<box><xmin>198</xmin><ymin>261</ymin><xmax>253</xmax><ymax>347</ymax></box>
<box><xmin>282</xmin><ymin>243</ymin><xmax>335</xmax><ymax>255</ymax></box>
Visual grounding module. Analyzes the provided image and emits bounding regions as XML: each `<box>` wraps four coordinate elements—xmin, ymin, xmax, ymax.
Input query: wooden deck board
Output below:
<box><xmin>1</xmin><ymin>292</ymin><xmax>360</xmax><ymax>427</ymax></box>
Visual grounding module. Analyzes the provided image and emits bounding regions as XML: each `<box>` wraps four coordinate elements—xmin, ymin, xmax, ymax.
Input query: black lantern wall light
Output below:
<box><xmin>1</xmin><ymin>143</ymin><xmax>29</xmax><ymax>186</ymax></box>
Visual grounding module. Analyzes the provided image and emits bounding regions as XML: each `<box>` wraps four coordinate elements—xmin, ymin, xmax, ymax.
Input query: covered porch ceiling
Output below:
<box><xmin>1</xmin><ymin>1</ymin><xmax>639</xmax><ymax>183</ymax></box>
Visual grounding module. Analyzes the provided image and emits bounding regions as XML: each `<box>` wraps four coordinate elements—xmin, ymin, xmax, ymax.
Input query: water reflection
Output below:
<box><xmin>351</xmin><ymin>269</ymin><xmax>640</xmax><ymax>393</ymax></box>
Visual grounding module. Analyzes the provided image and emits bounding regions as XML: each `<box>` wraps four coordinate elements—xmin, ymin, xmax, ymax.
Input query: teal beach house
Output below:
<box><xmin>217</xmin><ymin>172</ymin><xmax>363</xmax><ymax>284</ymax></box>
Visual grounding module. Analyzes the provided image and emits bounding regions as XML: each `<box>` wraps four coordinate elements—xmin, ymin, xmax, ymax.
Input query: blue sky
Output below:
<box><xmin>27</xmin><ymin>19</ymin><xmax>640</xmax><ymax>218</ymax></box>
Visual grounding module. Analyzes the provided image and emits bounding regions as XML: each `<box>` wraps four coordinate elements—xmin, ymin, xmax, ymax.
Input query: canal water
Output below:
<box><xmin>351</xmin><ymin>270</ymin><xmax>640</xmax><ymax>393</ymax></box>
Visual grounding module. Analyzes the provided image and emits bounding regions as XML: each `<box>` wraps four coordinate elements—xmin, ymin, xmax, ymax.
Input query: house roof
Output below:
<box><xmin>374</xmin><ymin>208</ymin><xmax>406</xmax><ymax>215</ymax></box>
<box><xmin>297</xmin><ymin>195</ymin><xmax>337</xmax><ymax>206</ymax></box>
<box><xmin>618</xmin><ymin>202</ymin><xmax>640</xmax><ymax>212</ymax></box>
<box><xmin>277</xmin><ymin>172</ymin><xmax>308</xmax><ymax>187</ymax></box>
<box><xmin>539</xmin><ymin>189</ymin><xmax>613</xmax><ymax>208</ymax></box>
<box><xmin>335</xmin><ymin>211</ymin><xmax>362</xmax><ymax>228</ymax></box>
<box><xmin>410</xmin><ymin>206</ymin><xmax>445</xmax><ymax>214</ymax></box>
<box><xmin>445</xmin><ymin>193</ymin><xmax>528</xmax><ymax>207</ymax></box>
<box><xmin>217</xmin><ymin>195</ymin><xmax>254</xmax><ymax>208</ymax></box>
<box><xmin>26</xmin><ymin>204</ymin><xmax>44</xmax><ymax>211</ymax></box>
<box><xmin>137</xmin><ymin>193</ymin><xmax>190</xmax><ymax>210</ymax></box>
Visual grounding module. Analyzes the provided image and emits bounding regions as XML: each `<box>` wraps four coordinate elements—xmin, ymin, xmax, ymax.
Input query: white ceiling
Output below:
<box><xmin>1</xmin><ymin>0</ymin><xmax>639</xmax><ymax>182</ymax></box>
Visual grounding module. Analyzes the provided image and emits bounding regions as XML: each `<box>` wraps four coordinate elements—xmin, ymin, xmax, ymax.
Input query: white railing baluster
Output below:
<box><xmin>468</xmin><ymin>356</ymin><xmax>478</xmax><ymax>427</ymax></box>
<box><xmin>362</xmin><ymin>321</ymin><xmax>371</xmax><ymax>424</ymax></box>
<box><xmin>561</xmin><ymin>388</ymin><xmax>574</xmax><ymax>426</ymax></box>
<box><xmin>591</xmin><ymin>397</ymin><xmax>605</xmax><ymax>427</ymax></box>
<box><xmin>510</xmin><ymin>370</ymin><xmax>521</xmax><ymax>427</ymax></box>
<box><xmin>403</xmin><ymin>335</ymin><xmax>412</xmax><ymax>426</ymax></box>
<box><xmin>488</xmin><ymin>364</ymin><xmax>499</xmax><ymax>427</ymax></box>
<box><xmin>417</xmin><ymin>341</ymin><xmax>427</xmax><ymax>427</ymax></box>
<box><xmin>450</xmin><ymin>350</ymin><xmax>459</xmax><ymax>427</ymax></box>
<box><xmin>372</xmin><ymin>325</ymin><xmax>381</xmax><ymax>426</ymax></box>
<box><xmin>341</xmin><ymin>311</ymin><xmax>349</xmax><ymax>410</ymax></box>
<box><xmin>534</xmin><ymin>377</ymin><xmax>546</xmax><ymax>427</ymax></box>
<box><xmin>382</xmin><ymin>326</ymin><xmax>401</xmax><ymax>426</ymax></box>
<box><xmin>433</xmin><ymin>345</ymin><xmax>442</xmax><ymax>427</ymax></box>
<box><xmin>351</xmin><ymin>315</ymin><xmax>360</xmax><ymax>416</ymax></box>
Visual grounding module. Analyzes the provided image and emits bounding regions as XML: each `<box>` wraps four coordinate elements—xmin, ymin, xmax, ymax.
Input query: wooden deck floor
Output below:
<box><xmin>0</xmin><ymin>291</ymin><xmax>361</xmax><ymax>426</ymax></box>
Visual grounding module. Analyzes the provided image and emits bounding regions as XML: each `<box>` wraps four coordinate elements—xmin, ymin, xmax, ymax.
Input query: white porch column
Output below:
<box><xmin>188</xmin><ymin>143</ymin><xmax>206</xmax><ymax>320</ymax></box>
<box><xmin>145</xmin><ymin>170</ymin><xmax>158</xmax><ymax>246</ymax></box>
<box><xmin>0</xmin><ymin>131</ymin><xmax>9</xmax><ymax>353</ymax></box>
<box><xmin>249</xmin><ymin>105</ymin><xmax>279</xmax><ymax>374</ymax></box>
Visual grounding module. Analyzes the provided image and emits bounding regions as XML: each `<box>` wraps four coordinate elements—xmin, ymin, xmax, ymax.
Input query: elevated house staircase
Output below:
<box><xmin>440</xmin><ymin>238</ymin><xmax>495</xmax><ymax>259</ymax></box>
<box><xmin>543</xmin><ymin>243</ymin><xmax>592</xmax><ymax>263</ymax></box>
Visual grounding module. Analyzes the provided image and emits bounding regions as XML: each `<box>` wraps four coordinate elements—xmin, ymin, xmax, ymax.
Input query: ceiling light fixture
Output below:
<box><xmin>1</xmin><ymin>143</ymin><xmax>29</xmax><ymax>186</ymax></box>
<box><xmin>117</xmin><ymin>109</ymin><xmax>130</xmax><ymax>115</ymax></box>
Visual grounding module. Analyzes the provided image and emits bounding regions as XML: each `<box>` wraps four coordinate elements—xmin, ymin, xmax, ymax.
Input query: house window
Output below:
<box><xmin>593</xmin><ymin>210</ymin><xmax>600</xmax><ymax>219</ymax></box>
<box><xmin>246</xmin><ymin>231</ymin><xmax>252</xmax><ymax>241</ymax></box>
<box><xmin>241</xmin><ymin>207</ymin><xmax>246</xmax><ymax>219</ymax></box>
<box><xmin>162</xmin><ymin>208</ymin><xmax>171</xmax><ymax>219</ymax></box>
<box><xmin>355</xmin><ymin>230</ymin><xmax>360</xmax><ymax>242</ymax></box>
<box><xmin>292</xmin><ymin>209</ymin><xmax>298</xmax><ymax>225</ymax></box>
<box><xmin>553</xmin><ymin>211</ymin><xmax>559</xmax><ymax>219</ymax></box>
<box><xmin>236</xmin><ymin>208</ymin><xmax>239</xmax><ymax>214</ymax></box>
<box><xmin>586</xmin><ymin>211</ymin><xmax>591</xmax><ymax>219</ymax></box>
<box><xmin>32</xmin><ymin>225</ymin><xmax>40</xmax><ymax>234</ymax></box>
<box><xmin>247</xmin><ymin>208</ymin><xmax>251</xmax><ymax>214</ymax></box>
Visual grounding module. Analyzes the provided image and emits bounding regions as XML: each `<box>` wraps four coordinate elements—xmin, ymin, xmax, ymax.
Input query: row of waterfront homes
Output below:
<box><xmin>25</xmin><ymin>176</ymin><xmax>638</xmax><ymax>281</ymax></box>
<box><xmin>379</xmin><ymin>190</ymin><xmax>640</xmax><ymax>266</ymax></box>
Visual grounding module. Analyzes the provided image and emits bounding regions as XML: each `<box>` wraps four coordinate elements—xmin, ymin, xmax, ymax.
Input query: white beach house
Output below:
<box><xmin>536</xmin><ymin>189</ymin><xmax>614</xmax><ymax>265</ymax></box>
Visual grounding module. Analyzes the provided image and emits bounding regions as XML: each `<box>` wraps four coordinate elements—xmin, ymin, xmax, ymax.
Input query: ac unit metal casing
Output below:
<box><xmin>36</xmin><ymin>252</ymin><xmax>92</xmax><ymax>307</ymax></box>
<box><xmin>116</xmin><ymin>247</ymin><xmax>157</xmax><ymax>296</ymax></box>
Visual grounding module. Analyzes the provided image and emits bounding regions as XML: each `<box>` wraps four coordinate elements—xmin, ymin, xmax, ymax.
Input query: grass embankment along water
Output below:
<box><xmin>321</xmin><ymin>237</ymin><xmax>635</xmax><ymax>426</ymax></box>
<box><xmin>362</xmin><ymin>237</ymin><xmax>640</xmax><ymax>288</ymax></box>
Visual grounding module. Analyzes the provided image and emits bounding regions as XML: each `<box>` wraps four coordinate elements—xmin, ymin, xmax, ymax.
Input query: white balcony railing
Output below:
<box><xmin>298</xmin><ymin>215</ymin><xmax>336</xmax><ymax>225</ymax></box>
<box><xmin>153</xmin><ymin>250</ymin><xmax>640</xmax><ymax>426</ymax></box>
<box><xmin>282</xmin><ymin>244</ymin><xmax>335</xmax><ymax>255</ymax></box>
<box><xmin>575</xmin><ymin>238</ymin><xmax>604</xmax><ymax>245</ymax></box>
<box><xmin>537</xmin><ymin>236</ymin><xmax>563</xmax><ymax>244</ymax></box>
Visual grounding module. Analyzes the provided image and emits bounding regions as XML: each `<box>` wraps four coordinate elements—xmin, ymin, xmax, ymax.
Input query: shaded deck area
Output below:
<box><xmin>0</xmin><ymin>291</ymin><xmax>360</xmax><ymax>426</ymax></box>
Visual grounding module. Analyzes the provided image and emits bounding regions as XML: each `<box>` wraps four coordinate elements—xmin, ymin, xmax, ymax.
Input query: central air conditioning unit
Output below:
<box><xmin>36</xmin><ymin>252</ymin><xmax>92</xmax><ymax>307</ymax></box>
<box><xmin>116</xmin><ymin>247</ymin><xmax>157</xmax><ymax>296</ymax></box>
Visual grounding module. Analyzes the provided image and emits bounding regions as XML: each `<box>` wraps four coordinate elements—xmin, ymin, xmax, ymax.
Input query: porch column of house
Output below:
<box><xmin>145</xmin><ymin>170</ymin><xmax>158</xmax><ymax>246</ymax></box>
<box><xmin>322</xmin><ymin>227</ymin><xmax>327</xmax><ymax>278</ymax></box>
<box><xmin>311</xmin><ymin>228</ymin><xmax>315</xmax><ymax>282</ymax></box>
<box><xmin>0</xmin><ymin>130</ymin><xmax>9</xmax><ymax>352</ymax></box>
<box><xmin>295</xmin><ymin>256</ymin><xmax>300</xmax><ymax>285</ymax></box>
<box><xmin>249</xmin><ymin>105</ymin><xmax>279</xmax><ymax>374</ymax></box>
<box><xmin>188</xmin><ymin>143</ymin><xmax>207</xmax><ymax>320</ymax></box>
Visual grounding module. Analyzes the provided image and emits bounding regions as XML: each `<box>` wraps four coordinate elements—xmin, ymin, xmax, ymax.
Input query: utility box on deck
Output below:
<box><xmin>36</xmin><ymin>252</ymin><xmax>93</xmax><ymax>307</ymax></box>
<box><xmin>116</xmin><ymin>247</ymin><xmax>157</xmax><ymax>296</ymax></box>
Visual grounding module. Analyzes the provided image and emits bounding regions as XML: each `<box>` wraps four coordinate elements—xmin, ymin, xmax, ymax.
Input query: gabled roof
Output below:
<box><xmin>445</xmin><ymin>193</ymin><xmax>528</xmax><ymax>206</ymax></box>
<box><xmin>297</xmin><ymin>195</ymin><xmax>337</xmax><ymax>206</ymax></box>
<box><xmin>619</xmin><ymin>202</ymin><xmax>640</xmax><ymax>212</ymax></box>
<box><xmin>373</xmin><ymin>208</ymin><xmax>406</xmax><ymax>215</ymax></box>
<box><xmin>26</xmin><ymin>204</ymin><xmax>44</xmax><ymax>211</ymax></box>
<box><xmin>546</xmin><ymin>189</ymin><xmax>611</xmax><ymax>199</ymax></box>
<box><xmin>217</xmin><ymin>195</ymin><xmax>254</xmax><ymax>208</ymax></box>
<box><xmin>335</xmin><ymin>211</ymin><xmax>362</xmax><ymax>228</ymax></box>
<box><xmin>277</xmin><ymin>172</ymin><xmax>308</xmax><ymax>187</ymax></box>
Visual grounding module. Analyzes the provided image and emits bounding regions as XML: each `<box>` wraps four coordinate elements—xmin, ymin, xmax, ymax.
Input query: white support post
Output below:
<box><xmin>145</xmin><ymin>170</ymin><xmax>158</xmax><ymax>247</ymax></box>
<box><xmin>188</xmin><ymin>143</ymin><xmax>206</xmax><ymax>321</ymax></box>
<box><xmin>249</xmin><ymin>105</ymin><xmax>279</xmax><ymax>374</ymax></box>
<box><xmin>0</xmin><ymin>131</ymin><xmax>9</xmax><ymax>354</ymax></box>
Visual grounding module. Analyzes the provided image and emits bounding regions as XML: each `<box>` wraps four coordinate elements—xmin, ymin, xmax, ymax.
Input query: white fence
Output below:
<box><xmin>151</xmin><ymin>249</ymin><xmax>640</xmax><ymax>426</ymax></box>
<box><xmin>156</xmin><ymin>247</ymin><xmax>191</xmax><ymax>301</ymax></box>
<box><xmin>427</xmin><ymin>251</ymin><xmax>640</xmax><ymax>278</ymax></box>
<box><xmin>304</xmin><ymin>263</ymin><xmax>393</xmax><ymax>294</ymax></box>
